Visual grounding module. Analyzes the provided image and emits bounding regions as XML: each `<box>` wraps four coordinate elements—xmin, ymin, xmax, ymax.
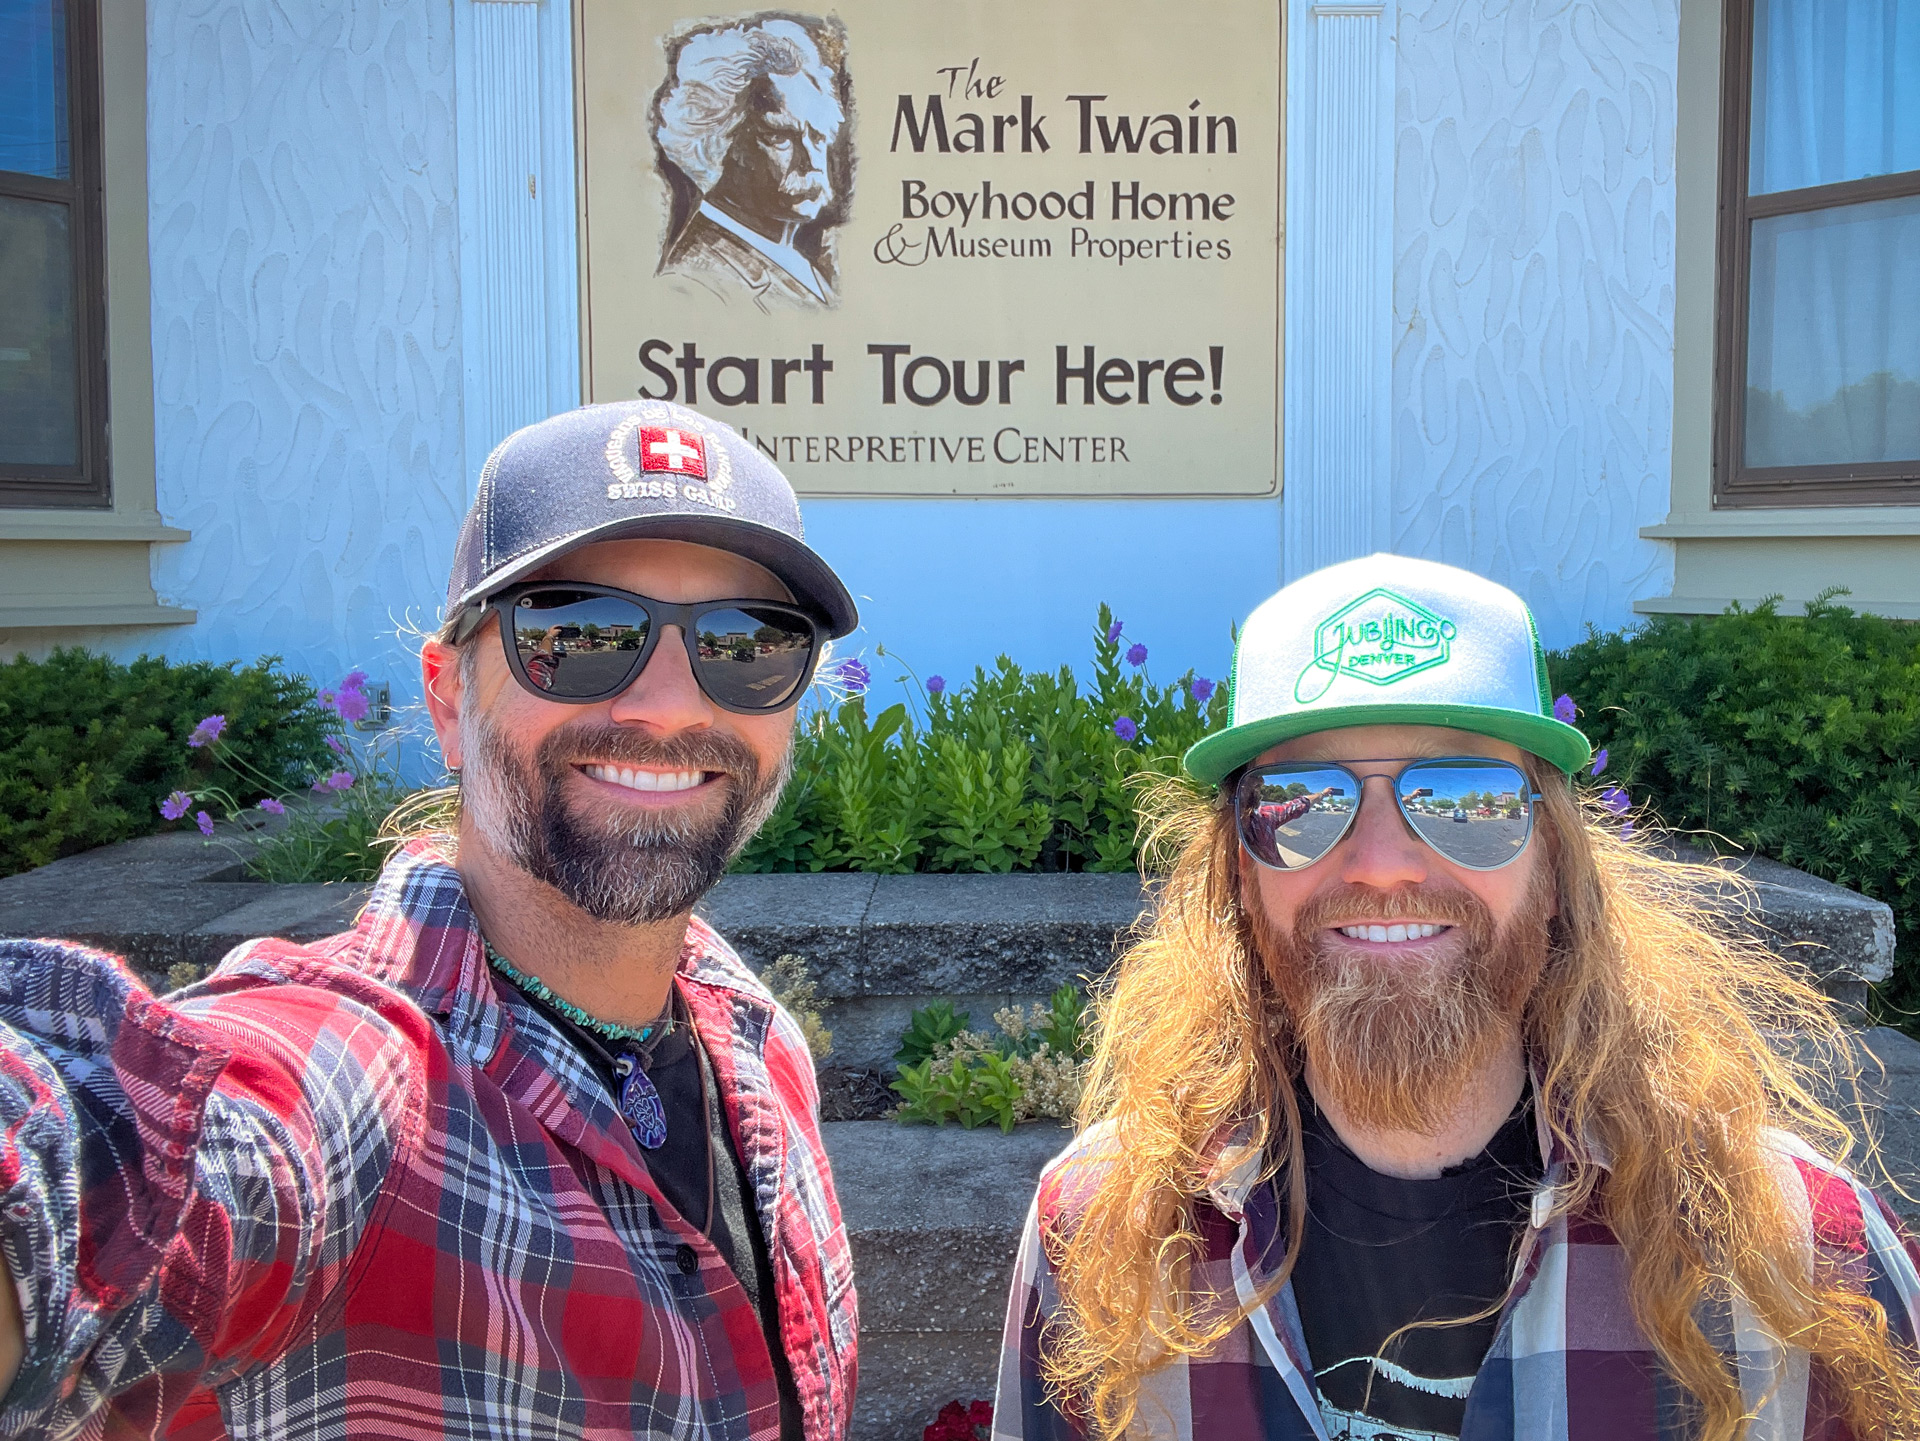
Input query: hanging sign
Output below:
<box><xmin>577</xmin><ymin>1</ymin><xmax>1282</xmax><ymax>496</ymax></box>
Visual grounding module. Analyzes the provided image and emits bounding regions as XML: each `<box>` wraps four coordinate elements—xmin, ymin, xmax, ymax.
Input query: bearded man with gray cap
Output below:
<box><xmin>995</xmin><ymin>556</ymin><xmax>1920</xmax><ymax>1441</ymax></box>
<box><xmin>0</xmin><ymin>401</ymin><xmax>858</xmax><ymax>1440</ymax></box>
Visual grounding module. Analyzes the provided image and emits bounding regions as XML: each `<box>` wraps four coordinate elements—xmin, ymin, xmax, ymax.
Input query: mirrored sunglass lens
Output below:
<box><xmin>1239</xmin><ymin>767</ymin><xmax>1356</xmax><ymax>868</ymax></box>
<box><xmin>691</xmin><ymin>606</ymin><xmax>814</xmax><ymax>710</ymax></box>
<box><xmin>1397</xmin><ymin>761</ymin><xmax>1532</xmax><ymax>868</ymax></box>
<box><xmin>511</xmin><ymin>590</ymin><xmax>650</xmax><ymax>697</ymax></box>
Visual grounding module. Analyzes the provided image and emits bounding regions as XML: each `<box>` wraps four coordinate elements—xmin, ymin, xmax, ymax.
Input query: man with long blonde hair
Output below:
<box><xmin>994</xmin><ymin>556</ymin><xmax>1920</xmax><ymax>1441</ymax></box>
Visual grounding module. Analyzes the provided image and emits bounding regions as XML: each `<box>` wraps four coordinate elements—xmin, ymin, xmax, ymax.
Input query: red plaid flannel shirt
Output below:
<box><xmin>0</xmin><ymin>840</ymin><xmax>857</xmax><ymax>1439</ymax></box>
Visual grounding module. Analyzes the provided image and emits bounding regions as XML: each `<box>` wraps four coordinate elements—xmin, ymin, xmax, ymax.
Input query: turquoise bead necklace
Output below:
<box><xmin>483</xmin><ymin>941</ymin><xmax>669</xmax><ymax>1045</ymax></box>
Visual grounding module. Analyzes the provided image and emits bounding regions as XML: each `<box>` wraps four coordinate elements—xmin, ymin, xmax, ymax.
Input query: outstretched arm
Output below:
<box><xmin>0</xmin><ymin>939</ymin><xmax>416</xmax><ymax>1435</ymax></box>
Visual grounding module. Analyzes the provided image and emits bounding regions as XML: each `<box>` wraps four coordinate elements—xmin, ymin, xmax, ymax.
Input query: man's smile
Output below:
<box><xmin>578</xmin><ymin>762</ymin><xmax>723</xmax><ymax>801</ymax></box>
<box><xmin>1333</xmin><ymin>921</ymin><xmax>1451</xmax><ymax>943</ymax></box>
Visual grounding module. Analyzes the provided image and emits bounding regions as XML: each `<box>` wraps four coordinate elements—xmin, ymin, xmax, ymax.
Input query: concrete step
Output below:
<box><xmin>824</xmin><ymin>1119</ymin><xmax>1068</xmax><ymax>1440</ymax></box>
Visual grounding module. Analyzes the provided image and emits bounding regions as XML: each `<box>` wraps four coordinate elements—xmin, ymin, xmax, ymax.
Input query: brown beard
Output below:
<box><xmin>1247</xmin><ymin>866</ymin><xmax>1554</xmax><ymax>1135</ymax></box>
<box><xmin>460</xmin><ymin>710</ymin><xmax>790</xmax><ymax>926</ymax></box>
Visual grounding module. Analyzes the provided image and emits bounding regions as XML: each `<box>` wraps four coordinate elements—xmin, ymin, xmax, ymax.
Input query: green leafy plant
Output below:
<box><xmin>893</xmin><ymin>998</ymin><xmax>970</xmax><ymax>1067</ymax></box>
<box><xmin>1548</xmin><ymin>593</ymin><xmax>1920</xmax><ymax>1005</ymax></box>
<box><xmin>734</xmin><ymin>606</ymin><xmax>1231</xmax><ymax>876</ymax></box>
<box><xmin>0</xmin><ymin>649</ymin><xmax>336</xmax><ymax>878</ymax></box>
<box><xmin>890</xmin><ymin>989</ymin><xmax>1091</xmax><ymax>1132</ymax></box>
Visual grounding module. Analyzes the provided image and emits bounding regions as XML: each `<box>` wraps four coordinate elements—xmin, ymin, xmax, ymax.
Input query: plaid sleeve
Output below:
<box><xmin>992</xmin><ymin>1147</ymin><xmax>1099</xmax><ymax>1441</ymax></box>
<box><xmin>0</xmin><ymin>939</ymin><xmax>421</xmax><ymax>1436</ymax></box>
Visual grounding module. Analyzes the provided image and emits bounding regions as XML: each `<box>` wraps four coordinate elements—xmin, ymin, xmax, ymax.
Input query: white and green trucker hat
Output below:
<box><xmin>1184</xmin><ymin>554</ymin><xmax>1591</xmax><ymax>786</ymax></box>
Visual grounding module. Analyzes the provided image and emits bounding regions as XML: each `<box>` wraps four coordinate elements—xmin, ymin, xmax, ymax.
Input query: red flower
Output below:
<box><xmin>923</xmin><ymin>1399</ymin><xmax>993</xmax><ymax>1441</ymax></box>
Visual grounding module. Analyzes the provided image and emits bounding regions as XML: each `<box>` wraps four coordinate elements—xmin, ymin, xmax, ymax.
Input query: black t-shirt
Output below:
<box><xmin>516</xmin><ymin>984</ymin><xmax>804</xmax><ymax>1441</ymax></box>
<box><xmin>1285</xmin><ymin>1085</ymin><xmax>1540</xmax><ymax>1441</ymax></box>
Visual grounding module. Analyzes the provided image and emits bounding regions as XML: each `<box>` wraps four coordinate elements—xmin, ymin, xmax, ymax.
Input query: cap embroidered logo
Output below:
<box><xmin>639</xmin><ymin>427</ymin><xmax>707</xmax><ymax>477</ymax></box>
<box><xmin>1294</xmin><ymin>588</ymin><xmax>1458</xmax><ymax>703</ymax></box>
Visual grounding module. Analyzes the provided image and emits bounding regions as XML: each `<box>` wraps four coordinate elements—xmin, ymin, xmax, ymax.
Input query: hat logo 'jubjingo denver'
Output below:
<box><xmin>1294</xmin><ymin>588</ymin><xmax>1458</xmax><ymax>703</ymax></box>
<box><xmin>603</xmin><ymin>405</ymin><xmax>738</xmax><ymax>512</ymax></box>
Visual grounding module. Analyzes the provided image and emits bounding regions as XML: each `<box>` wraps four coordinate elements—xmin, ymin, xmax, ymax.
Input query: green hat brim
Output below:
<box><xmin>1183</xmin><ymin>703</ymin><xmax>1592</xmax><ymax>787</ymax></box>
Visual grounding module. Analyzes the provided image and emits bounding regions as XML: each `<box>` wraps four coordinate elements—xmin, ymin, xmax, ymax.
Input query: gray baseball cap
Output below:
<box><xmin>447</xmin><ymin>400</ymin><xmax>858</xmax><ymax>637</ymax></box>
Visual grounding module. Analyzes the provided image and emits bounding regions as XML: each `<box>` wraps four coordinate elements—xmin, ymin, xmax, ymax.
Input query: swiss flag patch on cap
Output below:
<box><xmin>637</xmin><ymin>426</ymin><xmax>707</xmax><ymax>478</ymax></box>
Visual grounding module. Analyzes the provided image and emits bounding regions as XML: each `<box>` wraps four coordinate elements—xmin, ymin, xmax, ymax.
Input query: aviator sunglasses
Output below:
<box><xmin>1234</xmin><ymin>757</ymin><xmax>1544</xmax><ymax>872</ymax></box>
<box><xmin>467</xmin><ymin>582</ymin><xmax>826</xmax><ymax>714</ymax></box>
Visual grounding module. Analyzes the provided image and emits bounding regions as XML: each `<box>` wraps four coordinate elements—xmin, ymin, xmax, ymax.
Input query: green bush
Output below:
<box><xmin>1549</xmin><ymin>594</ymin><xmax>1920</xmax><ymax>997</ymax></box>
<box><xmin>0</xmin><ymin>649</ymin><xmax>337</xmax><ymax>878</ymax></box>
<box><xmin>735</xmin><ymin>606</ymin><xmax>1229</xmax><ymax>874</ymax></box>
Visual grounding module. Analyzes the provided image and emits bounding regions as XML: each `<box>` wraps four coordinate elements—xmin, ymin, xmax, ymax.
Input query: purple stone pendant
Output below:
<box><xmin>618</xmin><ymin>1064</ymin><xmax>668</xmax><ymax>1150</ymax></box>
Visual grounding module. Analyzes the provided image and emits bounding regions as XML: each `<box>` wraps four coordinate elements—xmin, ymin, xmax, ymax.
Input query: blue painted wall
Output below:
<box><xmin>123</xmin><ymin>0</ymin><xmax>1682</xmax><ymax>757</ymax></box>
<box><xmin>143</xmin><ymin>0</ymin><xmax>465</xmax><ymax>721</ymax></box>
<box><xmin>801</xmin><ymin>498</ymin><xmax>1280</xmax><ymax>699</ymax></box>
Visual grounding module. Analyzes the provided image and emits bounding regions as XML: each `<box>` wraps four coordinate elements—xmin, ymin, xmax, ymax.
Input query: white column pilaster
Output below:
<box><xmin>453</xmin><ymin>0</ymin><xmax>581</xmax><ymax>492</ymax></box>
<box><xmin>1282</xmin><ymin>0</ymin><xmax>1397</xmax><ymax>577</ymax></box>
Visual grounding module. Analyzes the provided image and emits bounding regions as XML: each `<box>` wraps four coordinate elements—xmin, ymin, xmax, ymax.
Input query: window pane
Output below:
<box><xmin>0</xmin><ymin>0</ymin><xmax>69</xmax><ymax>180</ymax></box>
<box><xmin>1745</xmin><ymin>193</ymin><xmax>1920</xmax><ymax>469</ymax></box>
<box><xmin>1750</xmin><ymin>0</ymin><xmax>1920</xmax><ymax>194</ymax></box>
<box><xmin>0</xmin><ymin>194</ymin><xmax>79</xmax><ymax>467</ymax></box>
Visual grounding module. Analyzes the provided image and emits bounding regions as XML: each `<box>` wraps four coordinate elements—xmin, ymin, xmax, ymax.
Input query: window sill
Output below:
<box><xmin>1633</xmin><ymin>594</ymin><xmax>1920</xmax><ymax>621</ymax></box>
<box><xmin>0</xmin><ymin>511</ymin><xmax>190</xmax><ymax>543</ymax></box>
<box><xmin>0</xmin><ymin>600</ymin><xmax>196</xmax><ymax>629</ymax></box>
<box><xmin>1642</xmin><ymin>511</ymin><xmax>1920</xmax><ymax>539</ymax></box>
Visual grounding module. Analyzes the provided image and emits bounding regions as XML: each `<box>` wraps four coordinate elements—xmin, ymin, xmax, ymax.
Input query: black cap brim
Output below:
<box><xmin>450</xmin><ymin>513</ymin><xmax>859</xmax><ymax>638</ymax></box>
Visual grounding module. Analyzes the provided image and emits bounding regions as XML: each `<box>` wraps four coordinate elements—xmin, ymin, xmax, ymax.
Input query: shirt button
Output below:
<box><xmin>675</xmin><ymin>1243</ymin><xmax>699</xmax><ymax>1275</ymax></box>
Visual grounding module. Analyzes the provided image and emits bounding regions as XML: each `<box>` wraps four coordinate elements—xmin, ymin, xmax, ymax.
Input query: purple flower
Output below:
<box><xmin>194</xmin><ymin>810</ymin><xmax>215</xmax><ymax>838</ymax></box>
<box><xmin>159</xmin><ymin>789</ymin><xmax>194</xmax><ymax>820</ymax></box>
<box><xmin>186</xmin><ymin>714</ymin><xmax>226</xmax><ymax>749</ymax></box>
<box><xmin>1191</xmin><ymin>676</ymin><xmax>1216</xmax><ymax>703</ymax></box>
<box><xmin>327</xmin><ymin>770</ymin><xmax>356</xmax><ymax>792</ymax></box>
<box><xmin>1105</xmin><ymin>619</ymin><xmax>1124</xmax><ymax>644</ymax></box>
<box><xmin>1600</xmin><ymin>786</ymin><xmax>1629</xmax><ymax>815</ymax></box>
<box><xmin>325</xmin><ymin>734</ymin><xmax>349</xmax><ymax>756</ymax></box>
<box><xmin>1113</xmin><ymin>716</ymin><xmax>1138</xmax><ymax>742</ymax></box>
<box><xmin>333</xmin><ymin>687</ymin><xmax>371</xmax><ymax>724</ymax></box>
<box><xmin>824</xmin><ymin>657</ymin><xmax>870</xmax><ymax>696</ymax></box>
<box><xmin>926</xmin><ymin>675</ymin><xmax>945</xmax><ymax>695</ymax></box>
<box><xmin>340</xmin><ymin>669</ymin><xmax>369</xmax><ymax>692</ymax></box>
<box><xmin>1590</xmin><ymin>747</ymin><xmax>1609</xmax><ymax>777</ymax></box>
<box><xmin>257</xmin><ymin>797</ymin><xmax>287</xmax><ymax>815</ymax></box>
<box><xmin>1553</xmin><ymin>693</ymin><xmax>1576</xmax><ymax>725</ymax></box>
<box><xmin>1125</xmin><ymin>643</ymin><xmax>1148</xmax><ymax>668</ymax></box>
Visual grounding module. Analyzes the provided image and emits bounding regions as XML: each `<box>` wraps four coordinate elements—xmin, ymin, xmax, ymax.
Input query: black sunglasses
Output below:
<box><xmin>470</xmin><ymin>582</ymin><xmax>826</xmax><ymax>714</ymax></box>
<box><xmin>1234</xmin><ymin>757</ymin><xmax>1544</xmax><ymax>872</ymax></box>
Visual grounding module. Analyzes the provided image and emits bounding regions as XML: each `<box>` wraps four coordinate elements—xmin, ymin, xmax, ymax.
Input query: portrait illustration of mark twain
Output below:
<box><xmin>652</xmin><ymin>15</ymin><xmax>852</xmax><ymax>310</ymax></box>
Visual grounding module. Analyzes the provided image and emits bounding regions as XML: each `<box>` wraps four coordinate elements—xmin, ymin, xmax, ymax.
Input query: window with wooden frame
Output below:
<box><xmin>0</xmin><ymin>0</ymin><xmax>110</xmax><ymax>508</ymax></box>
<box><xmin>1714</xmin><ymin>0</ymin><xmax>1920</xmax><ymax>507</ymax></box>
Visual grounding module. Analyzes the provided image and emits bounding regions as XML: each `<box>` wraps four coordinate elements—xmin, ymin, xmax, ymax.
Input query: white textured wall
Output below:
<box><xmin>1390</xmin><ymin>0</ymin><xmax>1678</xmax><ymax>647</ymax></box>
<box><xmin>145</xmin><ymin>0</ymin><xmax>464</xmax><ymax>707</ymax></box>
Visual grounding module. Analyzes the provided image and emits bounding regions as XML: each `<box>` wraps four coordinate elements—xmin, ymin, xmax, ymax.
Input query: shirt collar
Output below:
<box><xmin>346</xmin><ymin>838</ymin><xmax>771</xmax><ymax>1066</ymax></box>
<box><xmin>697</xmin><ymin>200</ymin><xmax>828</xmax><ymax>300</ymax></box>
<box><xmin>1198</xmin><ymin>1065</ymin><xmax>1611</xmax><ymax>1218</ymax></box>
